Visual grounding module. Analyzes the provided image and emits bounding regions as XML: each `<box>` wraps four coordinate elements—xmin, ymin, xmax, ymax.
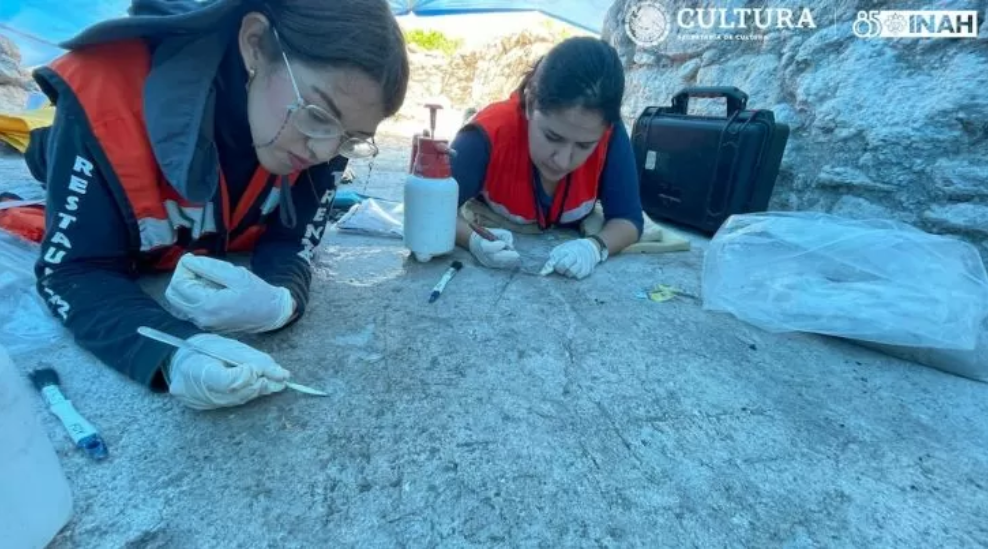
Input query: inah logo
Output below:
<box><xmin>852</xmin><ymin>10</ymin><xmax>980</xmax><ymax>39</ymax></box>
<box><xmin>625</xmin><ymin>1</ymin><xmax>672</xmax><ymax>46</ymax></box>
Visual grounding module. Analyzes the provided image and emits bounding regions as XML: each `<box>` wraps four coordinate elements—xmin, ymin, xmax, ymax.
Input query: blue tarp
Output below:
<box><xmin>0</xmin><ymin>1</ymin><xmax>132</xmax><ymax>66</ymax></box>
<box><xmin>1</xmin><ymin>0</ymin><xmax>610</xmax><ymax>67</ymax></box>
<box><xmin>387</xmin><ymin>0</ymin><xmax>611</xmax><ymax>34</ymax></box>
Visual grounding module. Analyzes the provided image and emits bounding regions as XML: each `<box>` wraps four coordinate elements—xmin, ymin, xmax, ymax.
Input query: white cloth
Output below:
<box><xmin>165</xmin><ymin>254</ymin><xmax>295</xmax><ymax>334</ymax></box>
<box><xmin>468</xmin><ymin>228</ymin><xmax>521</xmax><ymax>270</ymax></box>
<box><xmin>167</xmin><ymin>334</ymin><xmax>290</xmax><ymax>410</ymax></box>
<box><xmin>540</xmin><ymin>238</ymin><xmax>602</xmax><ymax>280</ymax></box>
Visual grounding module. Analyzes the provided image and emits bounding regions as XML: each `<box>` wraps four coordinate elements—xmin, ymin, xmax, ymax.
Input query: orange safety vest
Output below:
<box><xmin>469</xmin><ymin>92</ymin><xmax>611</xmax><ymax>229</ymax></box>
<box><xmin>0</xmin><ymin>197</ymin><xmax>45</xmax><ymax>243</ymax></box>
<box><xmin>44</xmin><ymin>39</ymin><xmax>298</xmax><ymax>269</ymax></box>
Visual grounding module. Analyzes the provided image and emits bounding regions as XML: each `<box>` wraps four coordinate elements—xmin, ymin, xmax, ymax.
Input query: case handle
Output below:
<box><xmin>671</xmin><ymin>86</ymin><xmax>749</xmax><ymax>117</ymax></box>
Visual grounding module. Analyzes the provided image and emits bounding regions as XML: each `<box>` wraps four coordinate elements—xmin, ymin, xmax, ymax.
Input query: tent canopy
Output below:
<box><xmin>1</xmin><ymin>0</ymin><xmax>610</xmax><ymax>67</ymax></box>
<box><xmin>389</xmin><ymin>0</ymin><xmax>611</xmax><ymax>34</ymax></box>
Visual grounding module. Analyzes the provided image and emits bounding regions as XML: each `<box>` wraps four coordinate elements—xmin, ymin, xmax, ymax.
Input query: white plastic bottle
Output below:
<box><xmin>0</xmin><ymin>345</ymin><xmax>74</xmax><ymax>549</ymax></box>
<box><xmin>403</xmin><ymin>137</ymin><xmax>459</xmax><ymax>262</ymax></box>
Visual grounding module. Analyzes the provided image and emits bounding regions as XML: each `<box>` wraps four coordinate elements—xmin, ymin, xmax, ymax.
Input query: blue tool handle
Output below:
<box><xmin>41</xmin><ymin>386</ymin><xmax>107</xmax><ymax>460</ymax></box>
<box><xmin>77</xmin><ymin>434</ymin><xmax>109</xmax><ymax>461</ymax></box>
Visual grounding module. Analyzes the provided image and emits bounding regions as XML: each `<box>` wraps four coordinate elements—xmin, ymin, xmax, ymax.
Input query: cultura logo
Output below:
<box><xmin>625</xmin><ymin>2</ymin><xmax>818</xmax><ymax>46</ymax></box>
<box><xmin>852</xmin><ymin>10</ymin><xmax>980</xmax><ymax>39</ymax></box>
<box><xmin>677</xmin><ymin>8</ymin><xmax>817</xmax><ymax>30</ymax></box>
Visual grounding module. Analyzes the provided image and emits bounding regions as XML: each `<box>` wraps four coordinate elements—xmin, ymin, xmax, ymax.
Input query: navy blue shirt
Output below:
<box><xmin>450</xmin><ymin>122</ymin><xmax>644</xmax><ymax>236</ymax></box>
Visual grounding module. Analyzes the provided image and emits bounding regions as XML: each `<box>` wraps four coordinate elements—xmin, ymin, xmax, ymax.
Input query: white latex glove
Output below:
<box><xmin>540</xmin><ymin>238</ymin><xmax>602</xmax><ymax>280</ymax></box>
<box><xmin>165</xmin><ymin>254</ymin><xmax>295</xmax><ymax>334</ymax></box>
<box><xmin>167</xmin><ymin>334</ymin><xmax>290</xmax><ymax>410</ymax></box>
<box><xmin>468</xmin><ymin>228</ymin><xmax>521</xmax><ymax>270</ymax></box>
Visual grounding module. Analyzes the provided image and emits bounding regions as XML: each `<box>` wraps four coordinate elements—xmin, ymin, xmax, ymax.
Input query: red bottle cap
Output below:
<box><xmin>412</xmin><ymin>138</ymin><xmax>453</xmax><ymax>179</ymax></box>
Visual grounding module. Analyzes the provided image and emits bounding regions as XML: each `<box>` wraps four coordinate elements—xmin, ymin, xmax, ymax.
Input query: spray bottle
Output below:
<box><xmin>408</xmin><ymin>103</ymin><xmax>444</xmax><ymax>172</ymax></box>
<box><xmin>404</xmin><ymin>104</ymin><xmax>459</xmax><ymax>263</ymax></box>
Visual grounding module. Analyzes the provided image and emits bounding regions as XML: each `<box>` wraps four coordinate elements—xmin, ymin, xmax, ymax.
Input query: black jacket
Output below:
<box><xmin>25</xmin><ymin>0</ymin><xmax>345</xmax><ymax>390</ymax></box>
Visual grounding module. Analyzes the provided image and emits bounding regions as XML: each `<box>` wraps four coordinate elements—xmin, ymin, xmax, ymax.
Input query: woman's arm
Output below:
<box><xmin>31</xmin><ymin>117</ymin><xmax>201</xmax><ymax>390</ymax></box>
<box><xmin>449</xmin><ymin>127</ymin><xmax>491</xmax><ymax>248</ymax></box>
<box><xmin>249</xmin><ymin>156</ymin><xmax>348</xmax><ymax>325</ymax></box>
<box><xmin>595</xmin><ymin>123</ymin><xmax>645</xmax><ymax>255</ymax></box>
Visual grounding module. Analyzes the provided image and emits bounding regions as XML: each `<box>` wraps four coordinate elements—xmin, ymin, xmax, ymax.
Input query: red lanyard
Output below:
<box><xmin>531</xmin><ymin>167</ymin><xmax>572</xmax><ymax>230</ymax></box>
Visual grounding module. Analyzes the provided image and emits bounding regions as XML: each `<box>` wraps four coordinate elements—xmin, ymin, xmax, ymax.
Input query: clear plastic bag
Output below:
<box><xmin>334</xmin><ymin>198</ymin><xmax>404</xmax><ymax>239</ymax></box>
<box><xmin>701</xmin><ymin>212</ymin><xmax>988</xmax><ymax>350</ymax></box>
<box><xmin>0</xmin><ymin>232</ymin><xmax>66</xmax><ymax>356</ymax></box>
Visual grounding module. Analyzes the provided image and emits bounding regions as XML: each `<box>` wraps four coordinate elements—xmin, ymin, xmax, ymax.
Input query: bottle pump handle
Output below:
<box><xmin>424</xmin><ymin>103</ymin><xmax>443</xmax><ymax>140</ymax></box>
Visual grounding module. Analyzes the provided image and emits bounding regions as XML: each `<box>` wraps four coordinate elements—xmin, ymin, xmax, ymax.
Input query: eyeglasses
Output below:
<box><xmin>273</xmin><ymin>28</ymin><xmax>379</xmax><ymax>160</ymax></box>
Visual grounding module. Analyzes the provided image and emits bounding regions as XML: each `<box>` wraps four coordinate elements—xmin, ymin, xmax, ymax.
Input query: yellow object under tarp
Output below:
<box><xmin>0</xmin><ymin>106</ymin><xmax>55</xmax><ymax>153</ymax></box>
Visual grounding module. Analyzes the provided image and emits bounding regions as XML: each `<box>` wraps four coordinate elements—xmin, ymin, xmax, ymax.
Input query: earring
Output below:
<box><xmin>245</xmin><ymin>68</ymin><xmax>256</xmax><ymax>92</ymax></box>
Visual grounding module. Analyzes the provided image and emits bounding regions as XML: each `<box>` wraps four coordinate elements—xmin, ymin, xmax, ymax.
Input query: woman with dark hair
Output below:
<box><xmin>450</xmin><ymin>36</ymin><xmax>644</xmax><ymax>280</ymax></box>
<box><xmin>21</xmin><ymin>0</ymin><xmax>409</xmax><ymax>409</ymax></box>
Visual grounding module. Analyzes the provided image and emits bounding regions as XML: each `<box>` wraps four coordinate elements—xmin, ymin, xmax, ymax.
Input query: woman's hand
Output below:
<box><xmin>167</xmin><ymin>333</ymin><xmax>290</xmax><ymax>410</ymax></box>
<box><xmin>540</xmin><ymin>238</ymin><xmax>603</xmax><ymax>279</ymax></box>
<box><xmin>468</xmin><ymin>228</ymin><xmax>521</xmax><ymax>270</ymax></box>
<box><xmin>165</xmin><ymin>254</ymin><xmax>296</xmax><ymax>334</ymax></box>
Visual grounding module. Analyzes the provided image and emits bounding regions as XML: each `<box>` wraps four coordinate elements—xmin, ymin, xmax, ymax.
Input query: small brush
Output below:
<box><xmin>28</xmin><ymin>368</ymin><xmax>108</xmax><ymax>461</ymax></box>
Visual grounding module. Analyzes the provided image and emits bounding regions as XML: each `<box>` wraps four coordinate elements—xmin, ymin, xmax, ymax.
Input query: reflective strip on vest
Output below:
<box><xmin>139</xmin><ymin>201</ymin><xmax>217</xmax><ymax>251</ymax></box>
<box><xmin>558</xmin><ymin>198</ymin><xmax>597</xmax><ymax>225</ymax></box>
<box><xmin>45</xmin><ymin>40</ymin><xmax>288</xmax><ymax>261</ymax></box>
<box><xmin>481</xmin><ymin>191</ymin><xmax>534</xmax><ymax>225</ymax></box>
<box><xmin>260</xmin><ymin>188</ymin><xmax>280</xmax><ymax>215</ymax></box>
<box><xmin>482</xmin><ymin>192</ymin><xmax>598</xmax><ymax>227</ymax></box>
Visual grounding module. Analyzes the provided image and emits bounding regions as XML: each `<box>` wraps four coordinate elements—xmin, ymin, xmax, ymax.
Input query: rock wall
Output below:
<box><xmin>0</xmin><ymin>35</ymin><xmax>33</xmax><ymax>114</ymax></box>
<box><xmin>603</xmin><ymin>0</ymin><xmax>988</xmax><ymax>262</ymax></box>
<box><xmin>387</xmin><ymin>29</ymin><xmax>567</xmax><ymax>137</ymax></box>
<box><xmin>442</xmin><ymin>29</ymin><xmax>560</xmax><ymax>108</ymax></box>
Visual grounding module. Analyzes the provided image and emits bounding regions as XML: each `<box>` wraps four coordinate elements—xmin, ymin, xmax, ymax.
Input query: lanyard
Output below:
<box><xmin>531</xmin><ymin>165</ymin><xmax>573</xmax><ymax>230</ymax></box>
<box><xmin>218</xmin><ymin>169</ymin><xmax>275</xmax><ymax>248</ymax></box>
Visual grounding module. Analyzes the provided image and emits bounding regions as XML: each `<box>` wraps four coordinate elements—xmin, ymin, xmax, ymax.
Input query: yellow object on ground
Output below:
<box><xmin>461</xmin><ymin>199</ymin><xmax>692</xmax><ymax>254</ymax></box>
<box><xmin>645</xmin><ymin>284</ymin><xmax>680</xmax><ymax>302</ymax></box>
<box><xmin>0</xmin><ymin>106</ymin><xmax>55</xmax><ymax>153</ymax></box>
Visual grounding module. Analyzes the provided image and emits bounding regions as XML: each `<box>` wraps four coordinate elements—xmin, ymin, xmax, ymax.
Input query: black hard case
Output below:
<box><xmin>631</xmin><ymin>86</ymin><xmax>790</xmax><ymax>234</ymax></box>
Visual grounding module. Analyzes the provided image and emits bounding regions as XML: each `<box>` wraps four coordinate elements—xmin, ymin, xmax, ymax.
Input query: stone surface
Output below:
<box><xmin>815</xmin><ymin>165</ymin><xmax>898</xmax><ymax>193</ymax></box>
<box><xmin>0</xmin><ymin>35</ymin><xmax>33</xmax><ymax>112</ymax></box>
<box><xmin>831</xmin><ymin>195</ymin><xmax>896</xmax><ymax>220</ymax></box>
<box><xmin>0</xmin><ymin>85</ymin><xmax>28</xmax><ymax>113</ymax></box>
<box><xmin>923</xmin><ymin>203</ymin><xmax>988</xmax><ymax>237</ymax></box>
<box><xmin>0</xmin><ymin>34</ymin><xmax>29</xmax><ymax>86</ymax></box>
<box><xmin>0</xmin><ymin>34</ymin><xmax>22</xmax><ymax>65</ymax></box>
<box><xmin>446</xmin><ymin>29</ymin><xmax>557</xmax><ymax>108</ymax></box>
<box><xmin>383</xmin><ymin>25</ymin><xmax>584</xmax><ymax>138</ymax></box>
<box><xmin>3</xmin><ymin>138</ymin><xmax>988</xmax><ymax>547</ymax></box>
<box><xmin>928</xmin><ymin>158</ymin><xmax>988</xmax><ymax>201</ymax></box>
<box><xmin>603</xmin><ymin>0</ymin><xmax>988</xmax><ymax>262</ymax></box>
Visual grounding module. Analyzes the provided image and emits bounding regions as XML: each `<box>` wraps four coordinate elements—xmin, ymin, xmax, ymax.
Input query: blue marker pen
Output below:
<box><xmin>29</xmin><ymin>368</ymin><xmax>109</xmax><ymax>461</ymax></box>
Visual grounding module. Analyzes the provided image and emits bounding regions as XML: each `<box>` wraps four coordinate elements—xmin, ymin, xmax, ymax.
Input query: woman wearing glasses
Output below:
<box><xmin>22</xmin><ymin>0</ymin><xmax>408</xmax><ymax>410</ymax></box>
